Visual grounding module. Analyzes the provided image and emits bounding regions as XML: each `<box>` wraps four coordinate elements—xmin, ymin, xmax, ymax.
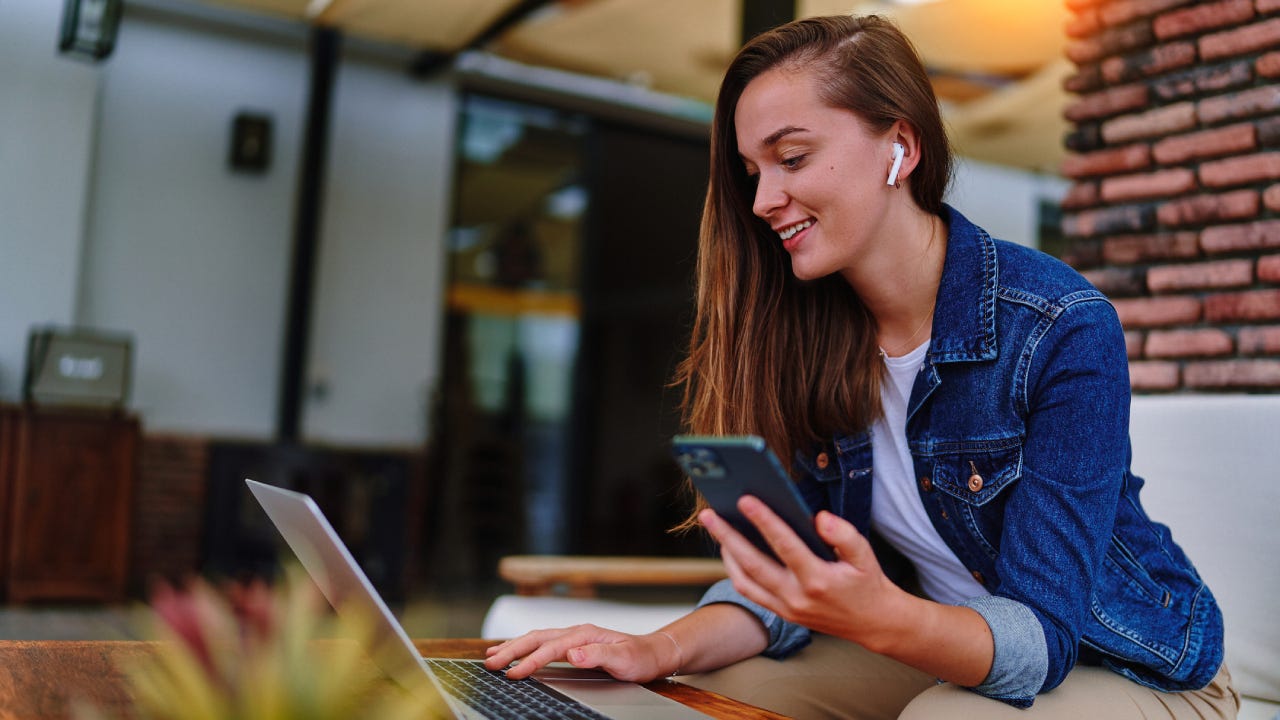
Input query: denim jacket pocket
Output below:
<box><xmin>927</xmin><ymin>440</ymin><xmax>1024</xmax><ymax>507</ymax></box>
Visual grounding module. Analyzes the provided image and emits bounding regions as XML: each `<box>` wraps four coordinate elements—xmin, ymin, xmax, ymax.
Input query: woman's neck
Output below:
<box><xmin>842</xmin><ymin>206</ymin><xmax>946</xmax><ymax>355</ymax></box>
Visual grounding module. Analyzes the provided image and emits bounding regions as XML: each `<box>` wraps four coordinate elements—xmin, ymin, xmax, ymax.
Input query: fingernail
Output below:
<box><xmin>568</xmin><ymin>648</ymin><xmax>584</xmax><ymax>664</ymax></box>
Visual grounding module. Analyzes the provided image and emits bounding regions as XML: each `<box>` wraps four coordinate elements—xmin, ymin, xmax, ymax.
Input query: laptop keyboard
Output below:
<box><xmin>425</xmin><ymin>659</ymin><xmax>611</xmax><ymax>720</ymax></box>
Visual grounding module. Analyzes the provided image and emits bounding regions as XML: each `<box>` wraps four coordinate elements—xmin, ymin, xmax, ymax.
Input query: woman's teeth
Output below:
<box><xmin>779</xmin><ymin>220</ymin><xmax>812</xmax><ymax>240</ymax></box>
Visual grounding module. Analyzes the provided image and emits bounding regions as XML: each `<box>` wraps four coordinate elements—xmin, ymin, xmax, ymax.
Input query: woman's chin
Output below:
<box><xmin>788</xmin><ymin>260</ymin><xmax>826</xmax><ymax>283</ymax></box>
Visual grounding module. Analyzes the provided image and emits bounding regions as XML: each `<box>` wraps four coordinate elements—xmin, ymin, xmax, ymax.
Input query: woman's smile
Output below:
<box><xmin>777</xmin><ymin>219</ymin><xmax>814</xmax><ymax>251</ymax></box>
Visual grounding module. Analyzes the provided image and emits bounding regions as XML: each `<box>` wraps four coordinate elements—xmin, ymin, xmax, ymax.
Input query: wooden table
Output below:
<box><xmin>0</xmin><ymin>638</ymin><xmax>786</xmax><ymax>719</ymax></box>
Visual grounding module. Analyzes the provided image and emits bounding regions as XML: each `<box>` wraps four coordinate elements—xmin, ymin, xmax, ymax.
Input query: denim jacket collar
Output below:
<box><xmin>930</xmin><ymin>205</ymin><xmax>999</xmax><ymax>365</ymax></box>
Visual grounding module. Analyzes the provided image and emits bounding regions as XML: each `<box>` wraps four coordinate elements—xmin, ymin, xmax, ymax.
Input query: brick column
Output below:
<box><xmin>130</xmin><ymin>434</ymin><xmax>209</xmax><ymax>594</ymax></box>
<box><xmin>1061</xmin><ymin>0</ymin><xmax>1280</xmax><ymax>391</ymax></box>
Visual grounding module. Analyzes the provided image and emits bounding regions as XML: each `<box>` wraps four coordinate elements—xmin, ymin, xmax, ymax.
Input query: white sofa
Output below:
<box><xmin>483</xmin><ymin>395</ymin><xmax>1280</xmax><ymax>718</ymax></box>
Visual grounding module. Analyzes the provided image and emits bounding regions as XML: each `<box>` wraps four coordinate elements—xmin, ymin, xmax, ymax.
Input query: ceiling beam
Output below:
<box><xmin>410</xmin><ymin>0</ymin><xmax>557</xmax><ymax>78</ymax></box>
<box><xmin>741</xmin><ymin>0</ymin><xmax>795</xmax><ymax>46</ymax></box>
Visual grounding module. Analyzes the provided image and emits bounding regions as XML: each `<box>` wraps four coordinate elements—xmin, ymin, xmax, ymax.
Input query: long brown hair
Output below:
<box><xmin>673</xmin><ymin>15</ymin><xmax>952</xmax><ymax>528</ymax></box>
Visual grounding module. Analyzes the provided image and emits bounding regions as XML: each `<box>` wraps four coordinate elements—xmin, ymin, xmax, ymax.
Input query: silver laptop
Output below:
<box><xmin>245</xmin><ymin>479</ymin><xmax>710</xmax><ymax>720</ymax></box>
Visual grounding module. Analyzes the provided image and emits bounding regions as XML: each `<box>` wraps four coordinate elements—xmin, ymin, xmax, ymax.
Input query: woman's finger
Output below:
<box><xmin>698</xmin><ymin>507</ymin><xmax>789</xmax><ymax>590</ymax></box>
<box><xmin>484</xmin><ymin>625</ymin><xmax>616</xmax><ymax>678</ymax></box>
<box><xmin>718</xmin><ymin>540</ymin><xmax>784</xmax><ymax>610</ymax></box>
<box><xmin>736</xmin><ymin>495</ymin><xmax>829</xmax><ymax>577</ymax></box>
<box><xmin>815</xmin><ymin>510</ymin><xmax>877</xmax><ymax>570</ymax></box>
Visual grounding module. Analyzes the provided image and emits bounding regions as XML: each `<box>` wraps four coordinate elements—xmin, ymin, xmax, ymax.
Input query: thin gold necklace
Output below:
<box><xmin>878</xmin><ymin>300</ymin><xmax>935</xmax><ymax>357</ymax></box>
<box><xmin>878</xmin><ymin>218</ymin><xmax>940</xmax><ymax>358</ymax></box>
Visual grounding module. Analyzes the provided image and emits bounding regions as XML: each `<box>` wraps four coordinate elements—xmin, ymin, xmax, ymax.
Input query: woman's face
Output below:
<box><xmin>734</xmin><ymin>66</ymin><xmax>895</xmax><ymax>282</ymax></box>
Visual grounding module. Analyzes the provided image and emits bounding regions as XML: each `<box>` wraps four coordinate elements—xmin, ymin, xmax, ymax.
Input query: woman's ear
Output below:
<box><xmin>889</xmin><ymin>120</ymin><xmax>923</xmax><ymax>186</ymax></box>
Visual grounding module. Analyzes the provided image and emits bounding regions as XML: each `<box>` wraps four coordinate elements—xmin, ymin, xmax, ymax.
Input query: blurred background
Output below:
<box><xmin>0</xmin><ymin>0</ymin><xmax>1069</xmax><ymax>634</ymax></box>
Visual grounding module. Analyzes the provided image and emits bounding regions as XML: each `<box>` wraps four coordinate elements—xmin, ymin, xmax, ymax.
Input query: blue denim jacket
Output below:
<box><xmin>698</xmin><ymin>206</ymin><xmax>1224</xmax><ymax>707</ymax></box>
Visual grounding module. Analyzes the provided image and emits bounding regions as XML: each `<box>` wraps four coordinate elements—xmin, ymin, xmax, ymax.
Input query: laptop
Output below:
<box><xmin>245</xmin><ymin>479</ymin><xmax>711</xmax><ymax>720</ymax></box>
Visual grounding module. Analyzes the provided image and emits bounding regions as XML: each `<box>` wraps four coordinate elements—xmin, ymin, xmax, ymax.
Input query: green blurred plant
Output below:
<box><xmin>80</xmin><ymin>566</ymin><xmax>445</xmax><ymax>720</ymax></box>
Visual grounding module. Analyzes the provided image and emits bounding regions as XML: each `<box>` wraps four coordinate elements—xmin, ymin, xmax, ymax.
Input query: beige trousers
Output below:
<box><xmin>676</xmin><ymin>634</ymin><xmax>1240</xmax><ymax>720</ymax></box>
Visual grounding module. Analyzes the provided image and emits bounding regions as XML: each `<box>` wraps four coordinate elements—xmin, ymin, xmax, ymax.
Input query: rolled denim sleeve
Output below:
<box><xmin>696</xmin><ymin>578</ymin><xmax>812</xmax><ymax>658</ymax></box>
<box><xmin>961</xmin><ymin>595</ymin><xmax>1048</xmax><ymax>708</ymax></box>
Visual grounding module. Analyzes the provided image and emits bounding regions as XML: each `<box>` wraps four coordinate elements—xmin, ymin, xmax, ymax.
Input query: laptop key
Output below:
<box><xmin>425</xmin><ymin>659</ymin><xmax>609</xmax><ymax>720</ymax></box>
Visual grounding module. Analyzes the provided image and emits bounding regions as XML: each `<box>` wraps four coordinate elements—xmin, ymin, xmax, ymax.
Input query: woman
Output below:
<box><xmin>485</xmin><ymin>15</ymin><xmax>1236</xmax><ymax>718</ymax></box>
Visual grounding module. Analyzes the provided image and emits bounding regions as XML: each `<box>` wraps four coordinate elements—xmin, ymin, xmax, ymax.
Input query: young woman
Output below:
<box><xmin>485</xmin><ymin>15</ymin><xmax>1236</xmax><ymax>718</ymax></box>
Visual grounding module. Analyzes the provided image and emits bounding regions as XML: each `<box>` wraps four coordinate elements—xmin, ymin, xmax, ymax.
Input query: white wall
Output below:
<box><xmin>948</xmin><ymin>156</ymin><xmax>1069</xmax><ymax>248</ymax></box>
<box><xmin>301</xmin><ymin>58</ymin><xmax>456</xmax><ymax>447</ymax></box>
<box><xmin>77</xmin><ymin>13</ymin><xmax>307</xmax><ymax>438</ymax></box>
<box><xmin>0</xmin><ymin>0</ymin><xmax>100</xmax><ymax>398</ymax></box>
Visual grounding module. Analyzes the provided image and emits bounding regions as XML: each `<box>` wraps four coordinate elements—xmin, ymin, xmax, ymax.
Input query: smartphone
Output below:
<box><xmin>671</xmin><ymin>435</ymin><xmax>836</xmax><ymax>562</ymax></box>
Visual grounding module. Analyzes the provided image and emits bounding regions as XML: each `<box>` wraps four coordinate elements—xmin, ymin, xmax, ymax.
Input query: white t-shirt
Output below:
<box><xmin>870</xmin><ymin>341</ymin><xmax>988</xmax><ymax>605</ymax></box>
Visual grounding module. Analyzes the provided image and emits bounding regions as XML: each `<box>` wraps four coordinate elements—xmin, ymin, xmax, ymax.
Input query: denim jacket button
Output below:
<box><xmin>919</xmin><ymin>476</ymin><xmax>933</xmax><ymax>492</ymax></box>
<box><xmin>967</xmin><ymin>461</ymin><xmax>984</xmax><ymax>492</ymax></box>
<box><xmin>816</xmin><ymin>452</ymin><xmax>830</xmax><ymax>469</ymax></box>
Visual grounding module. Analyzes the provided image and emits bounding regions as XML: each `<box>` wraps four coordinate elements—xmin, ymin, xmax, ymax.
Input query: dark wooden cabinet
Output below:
<box><xmin>2</xmin><ymin>407</ymin><xmax>138</xmax><ymax>602</ymax></box>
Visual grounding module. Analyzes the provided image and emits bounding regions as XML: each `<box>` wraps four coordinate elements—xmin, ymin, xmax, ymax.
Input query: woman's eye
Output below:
<box><xmin>781</xmin><ymin>154</ymin><xmax>806</xmax><ymax>169</ymax></box>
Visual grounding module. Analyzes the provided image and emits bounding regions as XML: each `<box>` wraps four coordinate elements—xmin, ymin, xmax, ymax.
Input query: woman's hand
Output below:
<box><xmin>484</xmin><ymin>625</ymin><xmax>680</xmax><ymax>682</ymax></box>
<box><xmin>699</xmin><ymin>496</ymin><xmax>906</xmax><ymax>652</ymax></box>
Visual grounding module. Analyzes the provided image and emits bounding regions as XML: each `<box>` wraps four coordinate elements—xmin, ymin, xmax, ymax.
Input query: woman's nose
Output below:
<box><xmin>752</xmin><ymin>173</ymin><xmax>786</xmax><ymax>218</ymax></box>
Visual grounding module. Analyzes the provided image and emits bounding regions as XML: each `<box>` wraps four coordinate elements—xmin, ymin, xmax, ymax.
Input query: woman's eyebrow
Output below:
<box><xmin>763</xmin><ymin>125</ymin><xmax>809</xmax><ymax>147</ymax></box>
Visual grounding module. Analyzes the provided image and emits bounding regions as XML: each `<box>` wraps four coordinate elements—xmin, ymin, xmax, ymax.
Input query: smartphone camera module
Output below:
<box><xmin>676</xmin><ymin>448</ymin><xmax>726</xmax><ymax>479</ymax></box>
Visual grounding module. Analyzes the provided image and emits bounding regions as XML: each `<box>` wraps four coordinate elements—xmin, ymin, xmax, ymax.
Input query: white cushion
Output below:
<box><xmin>481</xmin><ymin>595</ymin><xmax>693</xmax><ymax>640</ymax></box>
<box><xmin>1130</xmin><ymin>395</ymin><xmax>1280</xmax><ymax>705</ymax></box>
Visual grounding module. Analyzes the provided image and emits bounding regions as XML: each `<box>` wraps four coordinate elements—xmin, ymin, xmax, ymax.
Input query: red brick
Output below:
<box><xmin>1083</xmin><ymin>267</ymin><xmax>1147</xmax><ymax>296</ymax></box>
<box><xmin>1067</xmin><ymin>38</ymin><xmax>1107</xmax><ymax>65</ymax></box>
<box><xmin>1102</xmin><ymin>0</ymin><xmax>1194</xmax><ymax>26</ymax></box>
<box><xmin>1238</xmin><ymin>325</ymin><xmax>1280</xmax><ymax>353</ymax></box>
<box><xmin>1259</xmin><ymin>51</ymin><xmax>1280</xmax><ymax>78</ymax></box>
<box><xmin>1147</xmin><ymin>259</ymin><xmax>1254</xmax><ymax>292</ymax></box>
<box><xmin>1064</xmin><ymin>238</ymin><xmax>1104</xmax><ymax>270</ymax></box>
<box><xmin>1145</xmin><ymin>328</ymin><xmax>1234</xmax><ymax>357</ymax></box>
<box><xmin>1184</xmin><ymin>359</ymin><xmax>1280</xmax><ymax>387</ymax></box>
<box><xmin>1200</xmin><ymin>17</ymin><xmax>1280</xmax><ymax>61</ymax></box>
<box><xmin>1065</xmin><ymin>65</ymin><xmax>1104</xmax><ymax>94</ymax></box>
<box><xmin>1103</xmin><ymin>232</ymin><xmax>1201</xmax><ymax>264</ymax></box>
<box><xmin>1111</xmin><ymin>296</ymin><xmax>1203</xmax><ymax>327</ymax></box>
<box><xmin>1061</xmin><ymin>144</ymin><xmax>1152</xmax><ymax>179</ymax></box>
<box><xmin>1125</xmin><ymin>330</ymin><xmax>1146</xmax><ymax>359</ymax></box>
<box><xmin>1062</xmin><ymin>181</ymin><xmax>1102</xmax><ymax>211</ymax></box>
<box><xmin>1204</xmin><ymin>288</ymin><xmax>1280</xmax><ymax>321</ymax></box>
<box><xmin>1103</xmin><ymin>42</ymin><xmax>1197</xmax><ymax>84</ymax></box>
<box><xmin>1199</xmin><ymin>86</ymin><xmax>1280</xmax><ymax>125</ymax></box>
<box><xmin>1102</xmin><ymin>102</ymin><xmax>1198</xmax><ymax>144</ymax></box>
<box><xmin>1155</xmin><ymin>0</ymin><xmax>1256</xmax><ymax>38</ymax></box>
<box><xmin>1064</xmin><ymin>84</ymin><xmax>1151</xmax><ymax>123</ymax></box>
<box><xmin>1200</xmin><ymin>152</ymin><xmax>1280</xmax><ymax>188</ymax></box>
<box><xmin>1101</xmin><ymin>168</ymin><xmax>1197</xmax><ymax>202</ymax></box>
<box><xmin>1067</xmin><ymin>8</ymin><xmax>1102</xmax><ymax>38</ymax></box>
<box><xmin>1129</xmin><ymin>361</ymin><xmax>1182</xmax><ymax>390</ymax></box>
<box><xmin>1152</xmin><ymin>123</ymin><xmax>1257</xmax><ymax>165</ymax></box>
<box><xmin>1263</xmin><ymin>183</ymin><xmax>1280</xmax><ymax>211</ymax></box>
<box><xmin>1153</xmin><ymin>60</ymin><xmax>1254</xmax><ymax>101</ymax></box>
<box><xmin>1063</xmin><ymin>204</ymin><xmax>1157</xmax><ymax>238</ymax></box>
<box><xmin>1156</xmin><ymin>190</ymin><xmax>1260</xmax><ymax>226</ymax></box>
<box><xmin>1258</xmin><ymin>116</ymin><xmax>1280</xmax><ymax>147</ymax></box>
<box><xmin>1202</xmin><ymin>219</ymin><xmax>1280</xmax><ymax>252</ymax></box>
<box><xmin>1259</xmin><ymin>253</ymin><xmax>1280</xmax><ymax>281</ymax></box>
<box><xmin>1066</xmin><ymin>123</ymin><xmax>1106</xmax><ymax>153</ymax></box>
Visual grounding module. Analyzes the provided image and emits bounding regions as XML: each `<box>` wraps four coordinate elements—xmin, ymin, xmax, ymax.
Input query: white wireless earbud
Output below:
<box><xmin>886</xmin><ymin>142</ymin><xmax>905</xmax><ymax>186</ymax></box>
